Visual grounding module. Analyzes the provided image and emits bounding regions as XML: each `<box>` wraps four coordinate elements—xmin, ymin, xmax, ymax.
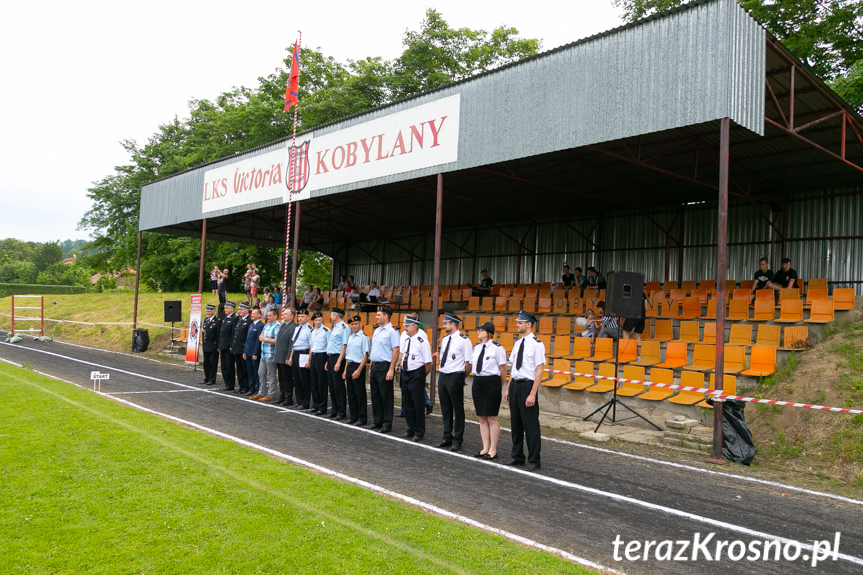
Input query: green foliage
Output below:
<box><xmin>614</xmin><ymin>0</ymin><xmax>863</xmax><ymax>111</ymax></box>
<box><xmin>0</xmin><ymin>261</ymin><xmax>38</xmax><ymax>284</ymax></box>
<box><xmin>77</xmin><ymin>10</ymin><xmax>540</xmax><ymax>292</ymax></box>
<box><xmin>35</xmin><ymin>262</ymin><xmax>93</xmax><ymax>289</ymax></box>
<box><xmin>0</xmin><ymin>238</ymin><xmax>39</xmax><ymax>263</ymax></box>
<box><xmin>296</xmin><ymin>251</ymin><xmax>333</xmax><ymax>292</ymax></box>
<box><xmin>0</xmin><ymin>283</ymin><xmax>88</xmax><ymax>298</ymax></box>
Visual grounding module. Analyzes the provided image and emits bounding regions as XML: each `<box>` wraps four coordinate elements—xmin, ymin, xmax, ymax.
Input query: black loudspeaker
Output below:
<box><xmin>164</xmin><ymin>300</ymin><xmax>182</xmax><ymax>323</ymax></box>
<box><xmin>605</xmin><ymin>271</ymin><xmax>644</xmax><ymax>318</ymax></box>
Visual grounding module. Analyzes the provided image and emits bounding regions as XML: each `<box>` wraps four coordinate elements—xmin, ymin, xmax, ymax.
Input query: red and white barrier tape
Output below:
<box><xmin>0</xmin><ymin>312</ymin><xmax>175</xmax><ymax>330</ymax></box>
<box><xmin>542</xmin><ymin>367</ymin><xmax>863</xmax><ymax>415</ymax></box>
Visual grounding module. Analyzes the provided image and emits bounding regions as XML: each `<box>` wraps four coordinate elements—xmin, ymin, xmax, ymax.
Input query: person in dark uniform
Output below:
<box><xmin>435</xmin><ymin>313</ymin><xmax>473</xmax><ymax>452</ymax></box>
<box><xmin>200</xmin><ymin>304</ymin><xmax>221</xmax><ymax>385</ymax></box>
<box><xmin>217</xmin><ymin>301</ymin><xmax>237</xmax><ymax>391</ymax></box>
<box><xmin>503</xmin><ymin>310</ymin><xmax>545</xmax><ymax>471</ymax></box>
<box><xmin>244</xmin><ymin>308</ymin><xmax>264</xmax><ymax>398</ymax></box>
<box><xmin>273</xmin><ymin>307</ymin><xmax>296</xmax><ymax>406</ymax></box>
<box><xmin>288</xmin><ymin>308</ymin><xmax>313</xmax><ymax>410</ymax></box>
<box><xmin>231</xmin><ymin>303</ymin><xmax>252</xmax><ymax>394</ymax></box>
<box><xmin>325</xmin><ymin>308</ymin><xmax>350</xmax><ymax>420</ymax></box>
<box><xmin>470</xmin><ymin>321</ymin><xmax>508</xmax><ymax>460</ymax></box>
<box><xmin>308</xmin><ymin>311</ymin><xmax>330</xmax><ymax>414</ymax></box>
<box><xmin>344</xmin><ymin>314</ymin><xmax>370</xmax><ymax>425</ymax></box>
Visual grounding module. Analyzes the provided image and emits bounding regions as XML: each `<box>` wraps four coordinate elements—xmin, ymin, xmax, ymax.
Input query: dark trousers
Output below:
<box><xmin>369</xmin><ymin>362</ymin><xmax>394</xmax><ymax>428</ymax></box>
<box><xmin>234</xmin><ymin>353</ymin><xmax>248</xmax><ymax>392</ymax></box>
<box><xmin>203</xmin><ymin>350</ymin><xmax>218</xmax><ymax>383</ymax></box>
<box><xmin>277</xmin><ymin>362</ymin><xmax>294</xmax><ymax>404</ymax></box>
<box><xmin>220</xmin><ymin>350</ymin><xmax>235</xmax><ymax>388</ymax></box>
<box><xmin>509</xmin><ymin>379</ymin><xmax>541</xmax><ymax>465</ymax></box>
<box><xmin>327</xmin><ymin>354</ymin><xmax>347</xmax><ymax>416</ymax></box>
<box><xmin>310</xmin><ymin>353</ymin><xmax>328</xmax><ymax>411</ymax></box>
<box><xmin>402</xmin><ymin>367</ymin><xmax>427</xmax><ymax>438</ymax></box>
<box><xmin>246</xmin><ymin>357</ymin><xmax>260</xmax><ymax>394</ymax></box>
<box><xmin>291</xmin><ymin>350</ymin><xmax>311</xmax><ymax>408</ymax></box>
<box><xmin>438</xmin><ymin>372</ymin><xmax>466</xmax><ymax>445</ymax></box>
<box><xmin>346</xmin><ymin>361</ymin><xmax>367</xmax><ymax>423</ymax></box>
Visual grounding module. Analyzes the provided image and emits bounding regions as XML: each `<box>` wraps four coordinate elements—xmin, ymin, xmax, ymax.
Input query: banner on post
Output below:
<box><xmin>185</xmin><ymin>294</ymin><xmax>202</xmax><ymax>365</ymax></box>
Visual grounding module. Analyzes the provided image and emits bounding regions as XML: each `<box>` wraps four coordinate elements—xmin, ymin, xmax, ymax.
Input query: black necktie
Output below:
<box><xmin>516</xmin><ymin>339</ymin><xmax>525</xmax><ymax>370</ymax></box>
<box><xmin>403</xmin><ymin>337</ymin><xmax>411</xmax><ymax>371</ymax></box>
<box><xmin>476</xmin><ymin>344</ymin><xmax>486</xmax><ymax>374</ymax></box>
<box><xmin>440</xmin><ymin>336</ymin><xmax>452</xmax><ymax>368</ymax></box>
<box><xmin>292</xmin><ymin>325</ymin><xmax>301</xmax><ymax>343</ymax></box>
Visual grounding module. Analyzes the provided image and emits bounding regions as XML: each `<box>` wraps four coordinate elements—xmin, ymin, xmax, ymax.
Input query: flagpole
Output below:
<box><xmin>282</xmin><ymin>31</ymin><xmax>301</xmax><ymax>308</ymax></box>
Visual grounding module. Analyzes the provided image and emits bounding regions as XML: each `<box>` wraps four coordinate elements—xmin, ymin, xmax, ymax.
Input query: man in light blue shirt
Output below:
<box><xmin>325</xmin><ymin>308</ymin><xmax>350</xmax><ymax>420</ymax></box>
<box><xmin>367</xmin><ymin>306</ymin><xmax>400</xmax><ymax>433</ymax></box>
<box><xmin>344</xmin><ymin>314</ymin><xmax>370</xmax><ymax>425</ymax></box>
<box><xmin>288</xmin><ymin>308</ymin><xmax>313</xmax><ymax>410</ymax></box>
<box><xmin>256</xmin><ymin>308</ymin><xmax>281</xmax><ymax>401</ymax></box>
<box><xmin>309</xmin><ymin>311</ymin><xmax>330</xmax><ymax>415</ymax></box>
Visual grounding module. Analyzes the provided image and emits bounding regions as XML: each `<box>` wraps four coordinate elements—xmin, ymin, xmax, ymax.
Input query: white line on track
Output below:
<box><xmin>0</xmin><ymin>355</ymin><xmax>614</xmax><ymax>573</ymax></box>
<box><xmin>5</xmin><ymin>345</ymin><xmax>863</xmax><ymax>566</ymax></box>
<box><xmin>4</xmin><ymin>338</ymin><xmax>861</xmax><ymax>508</ymax></box>
<box><xmin>107</xmin><ymin>390</ymin><xmax>199</xmax><ymax>395</ymax></box>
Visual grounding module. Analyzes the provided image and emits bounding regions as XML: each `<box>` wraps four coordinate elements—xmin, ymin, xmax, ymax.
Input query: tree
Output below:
<box><xmin>613</xmin><ymin>0</ymin><xmax>863</xmax><ymax>110</ymax></box>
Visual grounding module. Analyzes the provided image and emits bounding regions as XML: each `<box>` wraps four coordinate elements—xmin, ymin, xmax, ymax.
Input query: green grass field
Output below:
<box><xmin>0</xmin><ymin>362</ymin><xmax>595</xmax><ymax>574</ymax></box>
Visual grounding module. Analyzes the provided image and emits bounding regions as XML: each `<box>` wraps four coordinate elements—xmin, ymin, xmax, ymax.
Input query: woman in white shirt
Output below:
<box><xmin>470</xmin><ymin>321</ymin><xmax>508</xmax><ymax>460</ymax></box>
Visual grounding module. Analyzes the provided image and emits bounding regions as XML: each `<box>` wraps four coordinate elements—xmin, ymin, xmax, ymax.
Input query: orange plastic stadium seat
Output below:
<box><xmin>632</xmin><ymin>340</ymin><xmax>660</xmax><ymax>366</ymax></box>
<box><xmin>699</xmin><ymin>374</ymin><xmax>738</xmax><ymax>408</ymax></box>
<box><xmin>583</xmin><ymin>287</ymin><xmax>598</xmax><ymax>299</ymax></box>
<box><xmin>684</xmin><ymin>344</ymin><xmax>715</xmax><ymax>371</ymax></box>
<box><xmin>780</xmin><ymin>326</ymin><xmax>809</xmax><ymax>351</ymax></box>
<box><xmin>616</xmin><ymin>338</ymin><xmax>638</xmax><ymax>363</ymax></box>
<box><xmin>480</xmin><ymin>297</ymin><xmax>494</xmax><ymax>312</ymax></box>
<box><xmin>467</xmin><ymin>297</ymin><xmax>480</xmax><ymax>312</ymax></box>
<box><xmin>556</xmin><ymin>317</ymin><xmax>573</xmax><ymax>336</ymax></box>
<box><xmin>727</xmin><ymin>299</ymin><xmax>750</xmax><ymax>321</ymax></box>
<box><xmin>690</xmin><ymin>288</ymin><xmax>709</xmax><ymax>306</ymax></box>
<box><xmin>701</xmin><ymin>322</ymin><xmax>716</xmax><ymax>345</ymax></box>
<box><xmin>645</xmin><ymin>281</ymin><xmax>661</xmax><ymax>294</ymax></box>
<box><xmin>805</xmin><ymin>288</ymin><xmax>828</xmax><ymax>309</ymax></box>
<box><xmin>775</xmin><ymin>299</ymin><xmax>804</xmax><ymax>323</ymax></box>
<box><xmin>539</xmin><ymin>288</ymin><xmax>552</xmax><ymax>299</ymax></box>
<box><xmin>463</xmin><ymin>314</ymin><xmax>477</xmax><ymax>330</ymax></box>
<box><xmin>676</xmin><ymin>321</ymin><xmax>700</xmax><ymax>343</ymax></box>
<box><xmin>552</xmin><ymin>295</ymin><xmax>568</xmax><ymax>314</ymax></box>
<box><xmin>618</xmin><ymin>365</ymin><xmax>648</xmax><ymax>396</ymax></box>
<box><xmin>538</xmin><ymin>297</ymin><xmax>552</xmax><ymax>314</ymax></box>
<box><xmin>498</xmin><ymin>332</ymin><xmax>516</xmax><ymax>351</ymax></box>
<box><xmin>507</xmin><ymin>317</ymin><xmax>521</xmax><ymax>333</ymax></box>
<box><xmin>669</xmin><ymin>371</ymin><xmax>706</xmax><ymax>405</ymax></box>
<box><xmin>677</xmin><ymin>297</ymin><xmax>702</xmax><ymax>320</ymax></box>
<box><xmin>807</xmin><ymin>278</ymin><xmax>827</xmax><ymax>291</ymax></box>
<box><xmin>753</xmin><ymin>288</ymin><xmax>773</xmax><ymax>304</ymax></box>
<box><xmin>805</xmin><ymin>299</ymin><xmax>835</xmax><ymax>323</ymax></box>
<box><xmin>512</xmin><ymin>287</ymin><xmax>525</xmax><ymax>299</ymax></box>
<box><xmin>586</xmin><ymin>363</ymin><xmax>617</xmax><ymax>393</ymax></box>
<box><xmin>663</xmin><ymin>281</ymin><xmax>678</xmax><ymax>294</ymax></box>
<box><xmin>741</xmin><ymin>346</ymin><xmax>777</xmax><ymax>377</ymax></box>
<box><xmin>728</xmin><ymin>324</ymin><xmax>752</xmax><ymax>346</ymax></box>
<box><xmin>645</xmin><ymin>319</ymin><xmax>673</xmax><ymax>342</ymax></box>
<box><xmin>564</xmin><ymin>361</ymin><xmax>596</xmax><ymax>391</ymax></box>
<box><xmin>493</xmin><ymin>315</ymin><xmax>506</xmax><ymax>333</ymax></box>
<box><xmin>363</xmin><ymin>325</ymin><xmax>375</xmax><ymax>338</ymax></box>
<box><xmin>526</xmin><ymin>285</ymin><xmax>539</xmax><ymax>298</ymax></box>
<box><xmin>637</xmin><ymin>368</ymin><xmax>675</xmax><ymax>401</ymax></box>
<box><xmin>522</xmin><ymin>297</ymin><xmax>537</xmax><ymax>313</ymax></box>
<box><xmin>656</xmin><ymin>341</ymin><xmax>687</xmax><ymax>369</ymax></box>
<box><xmin>751</xmin><ymin>299</ymin><xmax>775</xmax><ymax>321</ymax></box>
<box><xmin>439</xmin><ymin>289</ymin><xmax>450</xmax><ymax>303</ymax></box>
<box><xmin>722</xmin><ymin>345</ymin><xmax>746</xmax><ymax>374</ymax></box>
<box><xmin>498</xmin><ymin>286</ymin><xmax>511</xmax><ymax>298</ymax></box>
<box><xmin>755</xmin><ymin>324</ymin><xmax>780</xmax><ymax>347</ymax></box>
<box><xmin>546</xmin><ymin>336</ymin><xmax>569</xmax><ymax>359</ymax></box>
<box><xmin>461</xmin><ymin>288</ymin><xmax>472</xmax><ymax>301</ymax></box>
<box><xmin>562</xmin><ymin>337</ymin><xmax>591</xmax><ymax>360</ymax></box>
<box><xmin>833</xmin><ymin>288</ymin><xmax>856</xmax><ymax>311</ymax></box>
<box><xmin>681</xmin><ymin>281</ymin><xmax>697</xmax><ymax>295</ymax></box>
<box><xmin>660</xmin><ymin>299</ymin><xmax>680</xmax><ymax>318</ymax></box>
<box><xmin>587</xmin><ymin>338</ymin><xmax>614</xmax><ymax>362</ymax></box>
<box><xmin>739</xmin><ymin>280</ymin><xmax>754</xmax><ymax>290</ymax></box>
<box><xmin>644</xmin><ymin>295</ymin><xmax>659</xmax><ymax>318</ymax></box>
<box><xmin>700</xmin><ymin>280</ymin><xmax>715</xmax><ymax>292</ymax></box>
<box><xmin>507</xmin><ymin>296</ymin><xmax>522</xmax><ymax>312</ymax></box>
<box><xmin>725</xmin><ymin>280</ymin><xmax>738</xmax><ymax>293</ymax></box>
<box><xmin>568</xmin><ymin>297</ymin><xmax>585</xmax><ymax>316</ymax></box>
<box><xmin>495</xmin><ymin>296</ymin><xmax>508</xmax><ymax>312</ymax></box>
<box><xmin>585</xmin><ymin>298</ymin><xmax>602</xmax><ymax>315</ymax></box>
<box><xmin>669</xmin><ymin>288</ymin><xmax>686</xmax><ymax>302</ymax></box>
<box><xmin>732</xmin><ymin>288</ymin><xmax>750</xmax><ymax>302</ymax></box>
<box><xmin>700</xmin><ymin>299</ymin><xmax>717</xmax><ymax>320</ymax></box>
<box><xmin>537</xmin><ymin>316</ymin><xmax>553</xmax><ymax>335</ymax></box>
<box><xmin>542</xmin><ymin>358</ymin><xmax>573</xmax><ymax>388</ymax></box>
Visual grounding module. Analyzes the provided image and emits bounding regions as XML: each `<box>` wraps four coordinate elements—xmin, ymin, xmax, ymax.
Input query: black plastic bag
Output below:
<box><xmin>133</xmin><ymin>328</ymin><xmax>150</xmax><ymax>353</ymax></box>
<box><xmin>707</xmin><ymin>398</ymin><xmax>756</xmax><ymax>465</ymax></box>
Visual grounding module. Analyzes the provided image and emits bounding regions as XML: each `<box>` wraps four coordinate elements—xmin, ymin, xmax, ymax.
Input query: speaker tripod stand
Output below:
<box><xmin>583</xmin><ymin>322</ymin><xmax>662</xmax><ymax>433</ymax></box>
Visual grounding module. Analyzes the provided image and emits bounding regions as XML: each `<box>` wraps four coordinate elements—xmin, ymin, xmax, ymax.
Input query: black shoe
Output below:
<box><xmin>284</xmin><ymin>402</ymin><xmax>294</xmax><ymax>407</ymax></box>
<box><xmin>356</xmin><ymin>420</ymin><xmax>367</xmax><ymax>426</ymax></box>
<box><xmin>326</xmin><ymin>412</ymin><xmax>338</xmax><ymax>419</ymax></box>
<box><xmin>449</xmin><ymin>444</ymin><xmax>462</xmax><ymax>453</ymax></box>
<box><xmin>400</xmin><ymin>432</ymin><xmax>414</xmax><ymax>439</ymax></box>
<box><xmin>200</xmin><ymin>381</ymin><xmax>209</xmax><ymax>385</ymax></box>
<box><xmin>395</xmin><ymin>412</ymin><xmax>406</xmax><ymax>418</ymax></box>
<box><xmin>426</xmin><ymin>404</ymin><xmax>433</xmax><ymax>415</ymax></box>
<box><xmin>482</xmin><ymin>453</ymin><xmax>498</xmax><ymax>461</ymax></box>
<box><xmin>306</xmin><ymin>408</ymin><xmax>319</xmax><ymax>413</ymax></box>
<box><xmin>273</xmin><ymin>400</ymin><xmax>284</xmax><ymax>406</ymax></box>
<box><xmin>379</xmin><ymin>427</ymin><xmax>392</xmax><ymax>434</ymax></box>
<box><xmin>366</xmin><ymin>423</ymin><xmax>382</xmax><ymax>429</ymax></box>
<box><xmin>501</xmin><ymin>459</ymin><xmax>525</xmax><ymax>466</ymax></box>
<box><xmin>436</xmin><ymin>441</ymin><xmax>452</xmax><ymax>449</ymax></box>
<box><xmin>316</xmin><ymin>410</ymin><xmax>328</xmax><ymax>416</ymax></box>
<box><xmin>525</xmin><ymin>463</ymin><xmax>541</xmax><ymax>472</ymax></box>
<box><xmin>347</xmin><ymin>419</ymin><xmax>358</xmax><ymax>424</ymax></box>
<box><xmin>472</xmin><ymin>451</ymin><xmax>487</xmax><ymax>458</ymax></box>
<box><xmin>412</xmin><ymin>436</ymin><xmax>423</xmax><ymax>442</ymax></box>
<box><xmin>205</xmin><ymin>381</ymin><xmax>216</xmax><ymax>385</ymax></box>
<box><xmin>219</xmin><ymin>386</ymin><xmax>233</xmax><ymax>391</ymax></box>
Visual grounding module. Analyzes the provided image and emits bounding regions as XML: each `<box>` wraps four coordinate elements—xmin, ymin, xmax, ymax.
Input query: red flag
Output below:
<box><xmin>284</xmin><ymin>41</ymin><xmax>300</xmax><ymax>111</ymax></box>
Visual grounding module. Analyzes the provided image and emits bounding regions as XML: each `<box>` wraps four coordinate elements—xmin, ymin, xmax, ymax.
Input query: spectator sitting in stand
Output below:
<box><xmin>592</xmin><ymin>301</ymin><xmax>619</xmax><ymax>342</ymax></box>
<box><xmin>766</xmin><ymin>257</ymin><xmax>797</xmax><ymax>300</ymax></box>
<box><xmin>298</xmin><ymin>286</ymin><xmax>315</xmax><ymax>311</ymax></box>
<box><xmin>336</xmin><ymin>275</ymin><xmax>346</xmax><ymax>291</ymax></box>
<box><xmin>561</xmin><ymin>264</ymin><xmax>575</xmax><ymax>287</ymax></box>
<box><xmin>573</xmin><ymin>266</ymin><xmax>588</xmax><ymax>290</ymax></box>
<box><xmin>468</xmin><ymin>269</ymin><xmax>494</xmax><ymax>297</ymax></box>
<box><xmin>586</xmin><ymin>267</ymin><xmax>607</xmax><ymax>290</ymax></box>
<box><xmin>367</xmin><ymin>281</ymin><xmax>382</xmax><ymax>302</ymax></box>
<box><xmin>750</xmin><ymin>257</ymin><xmax>774</xmax><ymax>303</ymax></box>
<box><xmin>344</xmin><ymin>277</ymin><xmax>355</xmax><ymax>295</ymax></box>
<box><xmin>308</xmin><ymin>287</ymin><xmax>324</xmax><ymax>311</ymax></box>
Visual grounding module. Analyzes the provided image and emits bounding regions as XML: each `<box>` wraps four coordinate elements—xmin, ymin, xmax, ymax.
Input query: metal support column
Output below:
<box><xmin>709</xmin><ymin>117</ymin><xmax>730</xmax><ymax>464</ymax></box>
<box><xmin>131</xmin><ymin>231</ymin><xmax>142</xmax><ymax>352</ymax></box>
<box><xmin>430</xmin><ymin>172</ymin><xmax>444</xmax><ymax>403</ymax></box>
<box><xmin>197</xmin><ymin>218</ymin><xmax>207</xmax><ymax>294</ymax></box>
<box><xmin>291</xmin><ymin>202</ymin><xmax>301</xmax><ymax>308</ymax></box>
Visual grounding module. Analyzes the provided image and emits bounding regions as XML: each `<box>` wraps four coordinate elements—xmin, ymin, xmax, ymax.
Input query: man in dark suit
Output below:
<box><xmin>218</xmin><ymin>301</ymin><xmax>237</xmax><ymax>391</ymax></box>
<box><xmin>231</xmin><ymin>303</ymin><xmax>252</xmax><ymax>394</ymax></box>
<box><xmin>244</xmin><ymin>308</ymin><xmax>264</xmax><ymax>397</ymax></box>
<box><xmin>200</xmin><ymin>304</ymin><xmax>221</xmax><ymax>385</ymax></box>
<box><xmin>273</xmin><ymin>307</ymin><xmax>297</xmax><ymax>406</ymax></box>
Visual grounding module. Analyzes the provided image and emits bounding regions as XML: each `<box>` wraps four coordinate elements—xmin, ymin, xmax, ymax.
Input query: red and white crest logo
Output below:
<box><xmin>286</xmin><ymin>140</ymin><xmax>311</xmax><ymax>193</ymax></box>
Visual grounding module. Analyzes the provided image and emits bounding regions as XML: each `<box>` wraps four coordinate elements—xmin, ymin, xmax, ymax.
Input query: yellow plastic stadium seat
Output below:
<box><xmin>804</xmin><ymin>288</ymin><xmax>828</xmax><ymax>309</ymax></box>
<box><xmin>616</xmin><ymin>338</ymin><xmax>638</xmax><ymax>363</ymax></box>
<box><xmin>676</xmin><ymin>321</ymin><xmax>700</xmax><ymax>343</ymax></box>
<box><xmin>537</xmin><ymin>316</ymin><xmax>554</xmax><ymax>335</ymax></box>
<box><xmin>833</xmin><ymin>288</ymin><xmax>856</xmax><ymax>311</ymax></box>
<box><xmin>587</xmin><ymin>338</ymin><xmax>614</xmax><ymax>362</ymax></box>
<box><xmin>467</xmin><ymin>297</ymin><xmax>480</xmax><ymax>312</ymax></box>
<box><xmin>618</xmin><ymin>365</ymin><xmax>647</xmax><ymax>396</ymax></box>
<box><xmin>632</xmin><ymin>340</ymin><xmax>660</xmax><ymax>366</ymax></box>
<box><xmin>740</xmin><ymin>346</ymin><xmax>777</xmax><ymax>377</ymax></box>
<box><xmin>776</xmin><ymin>287</ymin><xmax>798</xmax><ymax>308</ymax></box>
<box><xmin>775</xmin><ymin>299</ymin><xmax>804</xmax><ymax>323</ymax></box>
<box><xmin>755</xmin><ymin>324</ymin><xmax>780</xmax><ymax>347</ymax></box>
<box><xmin>727</xmin><ymin>299</ymin><xmax>750</xmax><ymax>321</ymax></box>
<box><xmin>753</xmin><ymin>289</ymin><xmax>774</xmax><ymax>305</ymax></box>
<box><xmin>659</xmin><ymin>299</ymin><xmax>680</xmax><ymax>318</ymax></box>
<box><xmin>701</xmin><ymin>322</ymin><xmax>716</xmax><ymax>345</ymax></box>
<box><xmin>683</xmin><ymin>344</ymin><xmax>715</xmax><ymax>371</ymax></box>
<box><xmin>780</xmin><ymin>326</ymin><xmax>809</xmax><ymax>351</ymax></box>
<box><xmin>507</xmin><ymin>296</ymin><xmax>522</xmax><ymax>313</ymax></box>
<box><xmin>561</xmin><ymin>337</ymin><xmax>591</xmax><ymax>360</ymax></box>
<box><xmin>807</xmin><ymin>278</ymin><xmax>828</xmax><ymax>291</ymax></box>
<box><xmin>699</xmin><ymin>374</ymin><xmax>738</xmax><ymax>408</ymax></box>
<box><xmin>493</xmin><ymin>315</ymin><xmax>506</xmax><ymax>333</ymax></box>
<box><xmin>568</xmin><ymin>297</ymin><xmax>585</xmax><ymax>316</ymax></box>
<box><xmin>556</xmin><ymin>317</ymin><xmax>573</xmax><ymax>335</ymax></box>
<box><xmin>546</xmin><ymin>337</ymin><xmax>567</xmax><ymax>360</ymax></box>
<box><xmin>656</xmin><ymin>341</ymin><xmax>687</xmax><ymax>369</ymax></box>
<box><xmin>551</xmin><ymin>295</ymin><xmax>567</xmax><ymax>314</ymax></box>
<box><xmin>522</xmin><ymin>297</ymin><xmax>537</xmax><ymax>313</ymax></box>
<box><xmin>586</xmin><ymin>363</ymin><xmax>617</xmax><ymax>393</ymax></box>
<box><xmin>564</xmin><ymin>361</ymin><xmax>596</xmax><ymax>391</ymax></box>
<box><xmin>700</xmin><ymin>299</ymin><xmax>717</xmax><ymax>320</ymax></box>
<box><xmin>537</xmin><ymin>297</ymin><xmax>552</xmax><ymax>314</ymax></box>
<box><xmin>750</xmin><ymin>299</ymin><xmax>775</xmax><ymax>321</ymax></box>
<box><xmin>644</xmin><ymin>295</ymin><xmax>659</xmax><ymax>318</ymax></box>
<box><xmin>494</xmin><ymin>296</ymin><xmax>508</xmax><ymax>312</ymax></box>
<box><xmin>542</xmin><ymin>358</ymin><xmax>573</xmax><ymax>388</ymax></box>
<box><xmin>463</xmin><ymin>314</ymin><xmax>477</xmax><ymax>330</ymax></box>
<box><xmin>728</xmin><ymin>324</ymin><xmax>752</xmax><ymax>346</ymax></box>
<box><xmin>637</xmin><ymin>368</ymin><xmax>675</xmax><ymax>401</ymax></box>
<box><xmin>805</xmin><ymin>299</ymin><xmax>835</xmax><ymax>323</ymax></box>
<box><xmin>669</xmin><ymin>371</ymin><xmax>706</xmax><ymax>405</ymax></box>
<box><xmin>644</xmin><ymin>319</ymin><xmax>673</xmax><ymax>342</ymax></box>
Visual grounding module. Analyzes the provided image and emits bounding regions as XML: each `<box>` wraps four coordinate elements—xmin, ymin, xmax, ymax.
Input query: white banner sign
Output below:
<box><xmin>202</xmin><ymin>149</ymin><xmax>287</xmax><ymax>214</ymax></box>
<box><xmin>286</xmin><ymin>95</ymin><xmax>460</xmax><ymax>202</ymax></box>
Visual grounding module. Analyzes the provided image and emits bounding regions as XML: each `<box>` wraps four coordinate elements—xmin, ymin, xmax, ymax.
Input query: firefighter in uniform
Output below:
<box><xmin>436</xmin><ymin>313</ymin><xmax>473</xmax><ymax>452</ymax></box>
<box><xmin>503</xmin><ymin>310</ymin><xmax>545</xmax><ymax>471</ymax></box>
<box><xmin>218</xmin><ymin>301</ymin><xmax>237</xmax><ymax>391</ymax></box>
<box><xmin>231</xmin><ymin>303</ymin><xmax>252</xmax><ymax>394</ymax></box>
<box><xmin>200</xmin><ymin>304</ymin><xmax>221</xmax><ymax>385</ymax></box>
